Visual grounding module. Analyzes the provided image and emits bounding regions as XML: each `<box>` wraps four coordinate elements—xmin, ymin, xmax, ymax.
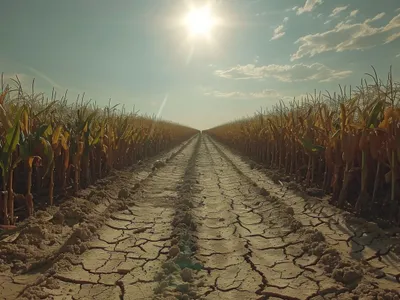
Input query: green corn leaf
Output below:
<box><xmin>19</xmin><ymin>138</ymin><xmax>32</xmax><ymax>160</ymax></box>
<box><xmin>301</xmin><ymin>137</ymin><xmax>313</xmax><ymax>151</ymax></box>
<box><xmin>367</xmin><ymin>100</ymin><xmax>383</xmax><ymax>128</ymax></box>
<box><xmin>311</xmin><ymin>145</ymin><xmax>325</xmax><ymax>152</ymax></box>
<box><xmin>4</xmin><ymin>109</ymin><xmax>23</xmax><ymax>155</ymax></box>
<box><xmin>39</xmin><ymin>137</ymin><xmax>54</xmax><ymax>178</ymax></box>
<box><xmin>0</xmin><ymin>107</ymin><xmax>23</xmax><ymax>178</ymax></box>
<box><xmin>35</xmin><ymin>124</ymin><xmax>52</xmax><ymax>140</ymax></box>
<box><xmin>301</xmin><ymin>137</ymin><xmax>325</xmax><ymax>153</ymax></box>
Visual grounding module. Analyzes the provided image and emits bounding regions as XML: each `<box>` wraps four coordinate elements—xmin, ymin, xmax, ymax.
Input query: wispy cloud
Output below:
<box><xmin>396</xmin><ymin>53</ymin><xmax>400</xmax><ymax>58</ymax></box>
<box><xmin>204</xmin><ymin>89</ymin><xmax>280</xmax><ymax>100</ymax></box>
<box><xmin>343</xmin><ymin>10</ymin><xmax>359</xmax><ymax>24</ymax></box>
<box><xmin>349</xmin><ymin>10</ymin><xmax>358</xmax><ymax>17</ymax></box>
<box><xmin>371</xmin><ymin>12</ymin><xmax>386</xmax><ymax>22</ymax></box>
<box><xmin>215</xmin><ymin>63</ymin><xmax>352</xmax><ymax>83</ymax></box>
<box><xmin>296</xmin><ymin>0</ymin><xmax>323</xmax><ymax>15</ymax></box>
<box><xmin>270</xmin><ymin>17</ymin><xmax>289</xmax><ymax>41</ymax></box>
<box><xmin>329</xmin><ymin>5</ymin><xmax>349</xmax><ymax>18</ymax></box>
<box><xmin>286</xmin><ymin>6</ymin><xmax>298</xmax><ymax>12</ymax></box>
<box><xmin>271</xmin><ymin>25</ymin><xmax>285</xmax><ymax>40</ymax></box>
<box><xmin>324</xmin><ymin>6</ymin><xmax>350</xmax><ymax>24</ymax></box>
<box><xmin>291</xmin><ymin>12</ymin><xmax>399</xmax><ymax>60</ymax></box>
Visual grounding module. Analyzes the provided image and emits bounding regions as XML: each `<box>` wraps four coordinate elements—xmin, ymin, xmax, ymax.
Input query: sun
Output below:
<box><xmin>184</xmin><ymin>5</ymin><xmax>216</xmax><ymax>37</ymax></box>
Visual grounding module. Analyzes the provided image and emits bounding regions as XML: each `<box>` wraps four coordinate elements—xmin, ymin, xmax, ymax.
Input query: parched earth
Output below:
<box><xmin>0</xmin><ymin>134</ymin><xmax>399</xmax><ymax>300</ymax></box>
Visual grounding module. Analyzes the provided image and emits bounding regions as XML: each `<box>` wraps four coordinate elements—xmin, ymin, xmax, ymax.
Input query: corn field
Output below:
<box><xmin>206</xmin><ymin>69</ymin><xmax>400</xmax><ymax>225</ymax></box>
<box><xmin>0</xmin><ymin>74</ymin><xmax>197</xmax><ymax>226</ymax></box>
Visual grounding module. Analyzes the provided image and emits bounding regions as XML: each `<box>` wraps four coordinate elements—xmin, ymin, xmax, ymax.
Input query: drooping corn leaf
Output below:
<box><xmin>0</xmin><ymin>89</ymin><xmax>8</xmax><ymax>105</ymax></box>
<box><xmin>39</xmin><ymin>137</ymin><xmax>54</xmax><ymax>178</ymax></box>
<box><xmin>19</xmin><ymin>137</ymin><xmax>33</xmax><ymax>160</ymax></box>
<box><xmin>61</xmin><ymin>131</ymin><xmax>70</xmax><ymax>150</ymax></box>
<box><xmin>22</xmin><ymin>108</ymin><xmax>29</xmax><ymax>135</ymax></box>
<box><xmin>301</xmin><ymin>137</ymin><xmax>325</xmax><ymax>153</ymax></box>
<box><xmin>367</xmin><ymin>100</ymin><xmax>383</xmax><ymax>128</ymax></box>
<box><xmin>33</xmin><ymin>101</ymin><xmax>57</xmax><ymax>119</ymax></box>
<box><xmin>35</xmin><ymin>124</ymin><xmax>52</xmax><ymax>140</ymax></box>
<box><xmin>79</xmin><ymin>111</ymin><xmax>97</xmax><ymax>133</ymax></box>
<box><xmin>52</xmin><ymin>125</ymin><xmax>63</xmax><ymax>146</ymax></box>
<box><xmin>0</xmin><ymin>107</ymin><xmax>23</xmax><ymax>177</ymax></box>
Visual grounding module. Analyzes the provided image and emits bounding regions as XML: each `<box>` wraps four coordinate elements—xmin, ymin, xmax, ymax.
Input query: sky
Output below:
<box><xmin>1</xmin><ymin>0</ymin><xmax>400</xmax><ymax>130</ymax></box>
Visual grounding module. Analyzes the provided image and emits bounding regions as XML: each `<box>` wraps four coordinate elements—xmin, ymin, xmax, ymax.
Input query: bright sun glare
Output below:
<box><xmin>184</xmin><ymin>6</ymin><xmax>216</xmax><ymax>37</ymax></box>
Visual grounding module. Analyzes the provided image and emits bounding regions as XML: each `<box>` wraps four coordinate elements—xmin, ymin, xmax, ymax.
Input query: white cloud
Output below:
<box><xmin>350</xmin><ymin>10</ymin><xmax>358</xmax><ymax>17</ymax></box>
<box><xmin>371</xmin><ymin>12</ymin><xmax>386</xmax><ymax>22</ymax></box>
<box><xmin>271</xmin><ymin>25</ymin><xmax>285</xmax><ymax>40</ymax></box>
<box><xmin>215</xmin><ymin>63</ymin><xmax>352</xmax><ymax>82</ymax></box>
<box><xmin>205</xmin><ymin>91</ymin><xmax>245</xmax><ymax>98</ymax></box>
<box><xmin>204</xmin><ymin>89</ymin><xmax>312</xmax><ymax>104</ymax></box>
<box><xmin>286</xmin><ymin>6</ymin><xmax>298</xmax><ymax>12</ymax></box>
<box><xmin>271</xmin><ymin>17</ymin><xmax>289</xmax><ymax>41</ymax></box>
<box><xmin>205</xmin><ymin>89</ymin><xmax>280</xmax><ymax>99</ymax></box>
<box><xmin>297</xmin><ymin>0</ymin><xmax>323</xmax><ymax>15</ymax></box>
<box><xmin>249</xmin><ymin>89</ymin><xmax>280</xmax><ymax>98</ymax></box>
<box><xmin>344</xmin><ymin>10</ymin><xmax>359</xmax><ymax>24</ymax></box>
<box><xmin>396</xmin><ymin>53</ymin><xmax>400</xmax><ymax>58</ymax></box>
<box><xmin>329</xmin><ymin>5</ymin><xmax>349</xmax><ymax>18</ymax></box>
<box><xmin>291</xmin><ymin>12</ymin><xmax>399</xmax><ymax>60</ymax></box>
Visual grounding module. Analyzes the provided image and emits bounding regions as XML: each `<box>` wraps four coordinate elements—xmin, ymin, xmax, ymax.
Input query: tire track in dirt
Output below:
<box><xmin>207</xmin><ymin>135</ymin><xmax>400</xmax><ymax>299</ymax></box>
<box><xmin>192</xmin><ymin>136</ymin><xmax>339</xmax><ymax>300</ymax></box>
<box><xmin>7</xmin><ymin>135</ymin><xmax>200</xmax><ymax>300</ymax></box>
<box><xmin>153</xmin><ymin>135</ymin><xmax>202</xmax><ymax>299</ymax></box>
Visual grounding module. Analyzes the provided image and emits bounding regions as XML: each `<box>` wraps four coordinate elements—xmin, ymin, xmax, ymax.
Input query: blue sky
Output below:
<box><xmin>1</xmin><ymin>0</ymin><xmax>399</xmax><ymax>129</ymax></box>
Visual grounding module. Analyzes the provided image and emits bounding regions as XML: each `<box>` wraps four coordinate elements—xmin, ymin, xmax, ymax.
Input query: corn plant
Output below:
<box><xmin>0</xmin><ymin>73</ymin><xmax>198</xmax><ymax>225</ymax></box>
<box><xmin>206</xmin><ymin>68</ymin><xmax>400</xmax><ymax>224</ymax></box>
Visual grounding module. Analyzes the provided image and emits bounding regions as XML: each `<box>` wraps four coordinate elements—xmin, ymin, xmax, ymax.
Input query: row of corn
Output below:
<box><xmin>206</xmin><ymin>69</ymin><xmax>400</xmax><ymax>224</ymax></box>
<box><xmin>0</xmin><ymin>75</ymin><xmax>198</xmax><ymax>225</ymax></box>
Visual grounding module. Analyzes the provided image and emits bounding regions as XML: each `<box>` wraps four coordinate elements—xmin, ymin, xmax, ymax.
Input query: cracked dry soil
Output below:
<box><xmin>0</xmin><ymin>134</ymin><xmax>399</xmax><ymax>300</ymax></box>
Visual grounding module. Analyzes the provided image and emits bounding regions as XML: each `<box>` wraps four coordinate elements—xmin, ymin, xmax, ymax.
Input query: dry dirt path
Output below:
<box><xmin>191</xmin><ymin>137</ymin><xmax>327</xmax><ymax>299</ymax></box>
<box><xmin>210</xmin><ymin>137</ymin><xmax>400</xmax><ymax>295</ymax></box>
<box><xmin>197</xmin><ymin>136</ymin><xmax>400</xmax><ymax>299</ymax></box>
<box><xmin>0</xmin><ymin>136</ymin><xmax>199</xmax><ymax>300</ymax></box>
<box><xmin>32</xmin><ymin>136</ymin><xmax>200</xmax><ymax>300</ymax></box>
<box><xmin>1</xmin><ymin>134</ymin><xmax>399</xmax><ymax>300</ymax></box>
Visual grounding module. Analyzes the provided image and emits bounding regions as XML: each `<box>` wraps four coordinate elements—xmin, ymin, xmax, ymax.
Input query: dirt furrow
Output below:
<box><xmin>208</xmin><ymin>135</ymin><xmax>400</xmax><ymax>299</ymax></box>
<box><xmin>1</xmin><ymin>136</ymin><xmax>200</xmax><ymax>300</ymax></box>
<box><xmin>153</xmin><ymin>135</ymin><xmax>202</xmax><ymax>299</ymax></box>
<box><xmin>192</xmin><ymin>136</ymin><xmax>339</xmax><ymax>300</ymax></box>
